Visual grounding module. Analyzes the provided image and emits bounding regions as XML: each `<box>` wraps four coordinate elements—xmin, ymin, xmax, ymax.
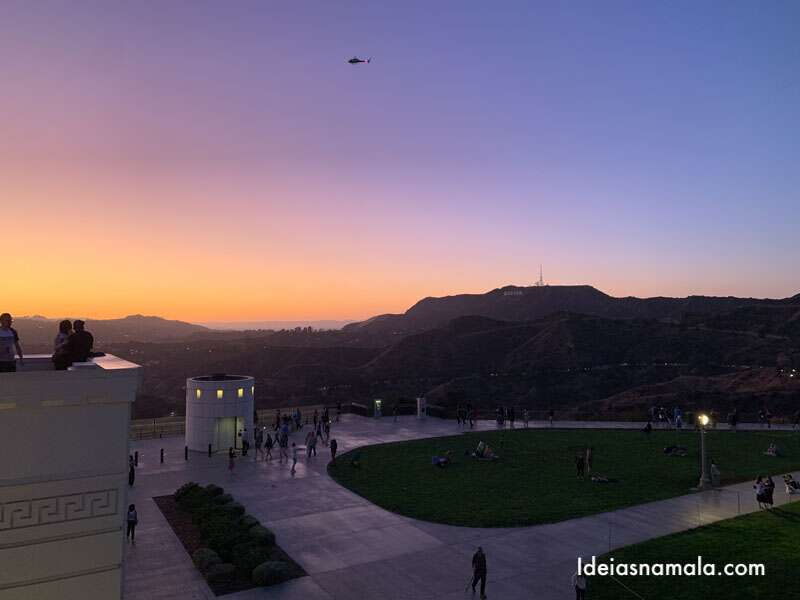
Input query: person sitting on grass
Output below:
<box><xmin>663</xmin><ymin>445</ymin><xmax>687</xmax><ymax>457</ymax></box>
<box><xmin>473</xmin><ymin>441</ymin><xmax>496</xmax><ymax>460</ymax></box>
<box><xmin>432</xmin><ymin>450</ymin><xmax>453</xmax><ymax>468</ymax></box>
<box><xmin>590</xmin><ymin>474</ymin><xmax>617</xmax><ymax>483</ymax></box>
<box><xmin>764</xmin><ymin>443</ymin><xmax>783</xmax><ymax>457</ymax></box>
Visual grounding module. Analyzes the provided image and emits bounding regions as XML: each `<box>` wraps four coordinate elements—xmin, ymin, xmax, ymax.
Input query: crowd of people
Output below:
<box><xmin>226</xmin><ymin>405</ymin><xmax>341</xmax><ymax>477</ymax></box>
<box><xmin>0</xmin><ymin>313</ymin><xmax>95</xmax><ymax>372</ymax></box>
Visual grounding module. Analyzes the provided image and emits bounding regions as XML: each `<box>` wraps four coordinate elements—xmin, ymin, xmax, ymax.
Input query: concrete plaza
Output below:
<box><xmin>123</xmin><ymin>416</ymin><xmax>800</xmax><ymax>599</ymax></box>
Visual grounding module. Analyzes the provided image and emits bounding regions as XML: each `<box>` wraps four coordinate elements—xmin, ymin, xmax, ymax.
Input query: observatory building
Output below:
<box><xmin>185</xmin><ymin>374</ymin><xmax>254</xmax><ymax>453</ymax></box>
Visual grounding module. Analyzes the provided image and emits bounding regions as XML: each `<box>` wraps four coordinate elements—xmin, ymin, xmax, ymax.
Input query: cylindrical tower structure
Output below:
<box><xmin>185</xmin><ymin>374</ymin><xmax>254</xmax><ymax>452</ymax></box>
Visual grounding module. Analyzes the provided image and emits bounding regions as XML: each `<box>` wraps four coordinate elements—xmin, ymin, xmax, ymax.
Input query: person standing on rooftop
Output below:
<box><xmin>68</xmin><ymin>319</ymin><xmax>94</xmax><ymax>363</ymax></box>
<box><xmin>0</xmin><ymin>313</ymin><xmax>23</xmax><ymax>372</ymax></box>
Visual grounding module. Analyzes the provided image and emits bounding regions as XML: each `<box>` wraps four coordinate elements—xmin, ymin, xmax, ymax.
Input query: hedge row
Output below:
<box><xmin>175</xmin><ymin>482</ymin><xmax>293</xmax><ymax>587</ymax></box>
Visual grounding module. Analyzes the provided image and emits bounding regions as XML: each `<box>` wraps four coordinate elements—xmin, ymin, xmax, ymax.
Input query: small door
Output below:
<box><xmin>215</xmin><ymin>417</ymin><xmax>237</xmax><ymax>452</ymax></box>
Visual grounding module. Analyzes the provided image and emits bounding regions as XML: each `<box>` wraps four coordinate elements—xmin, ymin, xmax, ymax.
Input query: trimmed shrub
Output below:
<box><xmin>212</xmin><ymin>493</ymin><xmax>233</xmax><ymax>506</ymax></box>
<box><xmin>205</xmin><ymin>483</ymin><xmax>224</xmax><ymax>498</ymax></box>
<box><xmin>252</xmin><ymin>561</ymin><xmax>293</xmax><ymax>586</ymax></box>
<box><xmin>222</xmin><ymin>502</ymin><xmax>245</xmax><ymax>517</ymax></box>
<box><xmin>238</xmin><ymin>515</ymin><xmax>259</xmax><ymax>530</ymax></box>
<box><xmin>231</xmin><ymin>542</ymin><xmax>270</xmax><ymax>576</ymax></box>
<box><xmin>192</xmin><ymin>503</ymin><xmax>228</xmax><ymax>528</ymax></box>
<box><xmin>192</xmin><ymin>548</ymin><xmax>221</xmax><ymax>574</ymax></box>
<box><xmin>205</xmin><ymin>520</ymin><xmax>245</xmax><ymax>559</ymax></box>
<box><xmin>177</xmin><ymin>485</ymin><xmax>211</xmax><ymax>512</ymax></box>
<box><xmin>248</xmin><ymin>525</ymin><xmax>276</xmax><ymax>547</ymax></box>
<box><xmin>206</xmin><ymin>562</ymin><xmax>236</xmax><ymax>584</ymax></box>
<box><xmin>175</xmin><ymin>482</ymin><xmax>201</xmax><ymax>501</ymax></box>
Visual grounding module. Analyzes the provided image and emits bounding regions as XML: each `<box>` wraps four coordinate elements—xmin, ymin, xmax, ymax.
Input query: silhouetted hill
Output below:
<box><xmin>13</xmin><ymin>314</ymin><xmax>211</xmax><ymax>351</ymax></box>
<box><xmin>344</xmin><ymin>285</ymin><xmax>795</xmax><ymax>336</ymax></box>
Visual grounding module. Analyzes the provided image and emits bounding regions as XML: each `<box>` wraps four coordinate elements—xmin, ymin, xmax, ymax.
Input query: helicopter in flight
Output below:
<box><xmin>347</xmin><ymin>56</ymin><xmax>371</xmax><ymax>65</ymax></box>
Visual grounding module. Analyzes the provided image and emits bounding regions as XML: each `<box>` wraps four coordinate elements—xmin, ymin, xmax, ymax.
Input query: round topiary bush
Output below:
<box><xmin>222</xmin><ymin>501</ymin><xmax>245</xmax><ymax>517</ymax></box>
<box><xmin>205</xmin><ymin>483</ymin><xmax>224</xmax><ymax>498</ymax></box>
<box><xmin>238</xmin><ymin>514</ymin><xmax>259</xmax><ymax>529</ymax></box>
<box><xmin>248</xmin><ymin>525</ymin><xmax>276</xmax><ymax>547</ymax></box>
<box><xmin>192</xmin><ymin>548</ymin><xmax>222</xmax><ymax>574</ymax></box>
<box><xmin>175</xmin><ymin>482</ymin><xmax>200</xmax><ymax>501</ymax></box>
<box><xmin>212</xmin><ymin>493</ymin><xmax>233</xmax><ymax>506</ymax></box>
<box><xmin>252</xmin><ymin>560</ymin><xmax>293</xmax><ymax>586</ymax></box>
<box><xmin>176</xmin><ymin>485</ymin><xmax>211</xmax><ymax>512</ymax></box>
<box><xmin>206</xmin><ymin>562</ymin><xmax>236</xmax><ymax>584</ymax></box>
<box><xmin>231</xmin><ymin>542</ymin><xmax>270</xmax><ymax>575</ymax></box>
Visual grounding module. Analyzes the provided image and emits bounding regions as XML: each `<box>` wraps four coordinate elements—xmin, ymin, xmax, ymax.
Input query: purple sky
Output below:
<box><xmin>2</xmin><ymin>1</ymin><xmax>798</xmax><ymax>320</ymax></box>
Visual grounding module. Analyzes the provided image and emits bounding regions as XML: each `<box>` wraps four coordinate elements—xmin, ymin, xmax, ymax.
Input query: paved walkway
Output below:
<box><xmin>123</xmin><ymin>416</ymin><xmax>800</xmax><ymax>599</ymax></box>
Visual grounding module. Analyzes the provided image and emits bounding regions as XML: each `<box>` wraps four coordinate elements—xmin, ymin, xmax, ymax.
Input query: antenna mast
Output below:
<box><xmin>535</xmin><ymin>265</ymin><xmax>545</xmax><ymax>287</ymax></box>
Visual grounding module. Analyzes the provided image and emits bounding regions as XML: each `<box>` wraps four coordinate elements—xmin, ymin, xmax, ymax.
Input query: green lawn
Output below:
<box><xmin>589</xmin><ymin>500</ymin><xmax>800</xmax><ymax>599</ymax></box>
<box><xmin>328</xmin><ymin>428</ymin><xmax>800</xmax><ymax>527</ymax></box>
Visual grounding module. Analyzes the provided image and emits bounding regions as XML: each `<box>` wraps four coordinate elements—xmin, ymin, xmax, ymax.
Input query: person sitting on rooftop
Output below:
<box><xmin>52</xmin><ymin>319</ymin><xmax>73</xmax><ymax>370</ymax></box>
<box><xmin>67</xmin><ymin>320</ymin><xmax>94</xmax><ymax>363</ymax></box>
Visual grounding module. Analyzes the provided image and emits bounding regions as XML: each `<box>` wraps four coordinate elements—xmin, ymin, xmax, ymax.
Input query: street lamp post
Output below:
<box><xmin>696</xmin><ymin>413</ymin><xmax>712</xmax><ymax>490</ymax></box>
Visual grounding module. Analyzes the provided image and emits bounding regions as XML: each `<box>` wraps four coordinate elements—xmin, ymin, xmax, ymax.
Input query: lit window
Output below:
<box><xmin>237</xmin><ymin>388</ymin><xmax>244</xmax><ymax>398</ymax></box>
<box><xmin>196</xmin><ymin>389</ymin><xmax>202</xmax><ymax>399</ymax></box>
<box><xmin>251</xmin><ymin>386</ymin><xmax>255</xmax><ymax>395</ymax></box>
<box><xmin>217</xmin><ymin>389</ymin><xmax>224</xmax><ymax>399</ymax></box>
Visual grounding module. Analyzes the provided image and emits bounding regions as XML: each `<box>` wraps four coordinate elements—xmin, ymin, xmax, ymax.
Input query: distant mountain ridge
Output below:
<box><xmin>344</xmin><ymin>285</ymin><xmax>798</xmax><ymax>336</ymax></box>
<box><xmin>13</xmin><ymin>314</ymin><xmax>210</xmax><ymax>350</ymax></box>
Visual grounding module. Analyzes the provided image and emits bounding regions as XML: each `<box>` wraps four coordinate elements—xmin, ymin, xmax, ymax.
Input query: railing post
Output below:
<box><xmin>208</xmin><ymin>443</ymin><xmax>212</xmax><ymax>458</ymax></box>
<box><xmin>160</xmin><ymin>448</ymin><xmax>164</xmax><ymax>464</ymax></box>
<box><xmin>185</xmin><ymin>445</ymin><xmax>188</xmax><ymax>461</ymax></box>
<box><xmin>134</xmin><ymin>451</ymin><xmax>139</xmax><ymax>466</ymax></box>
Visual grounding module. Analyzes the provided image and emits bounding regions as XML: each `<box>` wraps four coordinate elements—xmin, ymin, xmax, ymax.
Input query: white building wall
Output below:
<box><xmin>0</xmin><ymin>355</ymin><xmax>140</xmax><ymax>600</ymax></box>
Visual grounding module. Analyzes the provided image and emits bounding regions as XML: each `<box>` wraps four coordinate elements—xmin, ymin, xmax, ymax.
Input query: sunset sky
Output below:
<box><xmin>3</xmin><ymin>1</ymin><xmax>798</xmax><ymax>322</ymax></box>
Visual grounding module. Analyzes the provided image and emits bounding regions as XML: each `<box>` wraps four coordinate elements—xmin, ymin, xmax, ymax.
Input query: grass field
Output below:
<box><xmin>589</xmin><ymin>499</ymin><xmax>800</xmax><ymax>599</ymax></box>
<box><xmin>328</xmin><ymin>427</ymin><xmax>800</xmax><ymax>527</ymax></box>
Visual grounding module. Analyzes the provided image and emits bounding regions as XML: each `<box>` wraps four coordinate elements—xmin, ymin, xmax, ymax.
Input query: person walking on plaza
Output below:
<box><xmin>128</xmin><ymin>455</ymin><xmax>136</xmax><ymax>487</ymax></box>
<box><xmin>466</xmin><ymin>402</ymin><xmax>474</xmax><ymax>428</ymax></box>
<box><xmin>126</xmin><ymin>504</ymin><xmax>138</xmax><ymax>544</ymax></box>
<box><xmin>291</xmin><ymin>442</ymin><xmax>299</xmax><ymax>475</ymax></box>
<box><xmin>330</xmin><ymin>438</ymin><xmax>338</xmax><ymax>463</ymax></box>
<box><xmin>264</xmin><ymin>432</ymin><xmax>274</xmax><ymax>460</ymax></box>
<box><xmin>572</xmin><ymin>569</ymin><xmax>587</xmax><ymax>600</ymax></box>
<box><xmin>313</xmin><ymin>409</ymin><xmax>319</xmax><ymax>429</ymax></box>
<box><xmin>471</xmin><ymin>546</ymin><xmax>487</xmax><ymax>599</ymax></box>
<box><xmin>523</xmin><ymin>408</ymin><xmax>529</xmax><ymax>428</ymax></box>
<box><xmin>0</xmin><ymin>313</ymin><xmax>23</xmax><ymax>372</ymax></box>
<box><xmin>548</xmin><ymin>408</ymin><xmax>554</xmax><ymax>427</ymax></box>
<box><xmin>228</xmin><ymin>447</ymin><xmax>236</xmax><ymax>472</ymax></box>
<box><xmin>255</xmin><ymin>428</ymin><xmax>264</xmax><ymax>460</ymax></box>
<box><xmin>323</xmin><ymin>418</ymin><xmax>331</xmax><ymax>444</ymax></box>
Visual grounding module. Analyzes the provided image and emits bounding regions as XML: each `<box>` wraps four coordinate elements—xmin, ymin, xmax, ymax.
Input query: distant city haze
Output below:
<box><xmin>3</xmin><ymin>2</ymin><xmax>798</xmax><ymax>321</ymax></box>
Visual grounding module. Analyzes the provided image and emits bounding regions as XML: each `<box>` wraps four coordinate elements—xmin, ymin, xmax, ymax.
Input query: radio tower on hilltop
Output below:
<box><xmin>534</xmin><ymin>264</ymin><xmax>545</xmax><ymax>287</ymax></box>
